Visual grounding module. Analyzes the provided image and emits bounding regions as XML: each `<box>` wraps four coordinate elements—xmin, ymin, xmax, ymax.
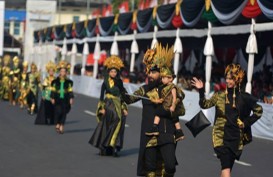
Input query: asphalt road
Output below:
<box><xmin>1</xmin><ymin>94</ymin><xmax>273</xmax><ymax>177</ymax></box>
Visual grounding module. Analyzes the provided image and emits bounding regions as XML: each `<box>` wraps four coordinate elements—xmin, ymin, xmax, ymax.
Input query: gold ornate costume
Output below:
<box><xmin>18</xmin><ymin>61</ymin><xmax>29</xmax><ymax>108</ymax></box>
<box><xmin>9</xmin><ymin>56</ymin><xmax>21</xmax><ymax>105</ymax></box>
<box><xmin>1</xmin><ymin>55</ymin><xmax>11</xmax><ymax>100</ymax></box>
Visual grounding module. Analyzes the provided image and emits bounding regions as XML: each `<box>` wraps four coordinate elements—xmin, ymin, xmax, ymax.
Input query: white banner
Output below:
<box><xmin>24</xmin><ymin>0</ymin><xmax>56</xmax><ymax>63</ymax></box>
<box><xmin>0</xmin><ymin>1</ymin><xmax>4</xmax><ymax>56</ymax></box>
<box><xmin>72</xmin><ymin>75</ymin><xmax>273</xmax><ymax>141</ymax></box>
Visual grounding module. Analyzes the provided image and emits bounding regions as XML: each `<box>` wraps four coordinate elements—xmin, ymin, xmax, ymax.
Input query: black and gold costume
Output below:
<box><xmin>89</xmin><ymin>75</ymin><xmax>127</xmax><ymax>156</ymax></box>
<box><xmin>35</xmin><ymin>75</ymin><xmax>56</xmax><ymax>125</ymax></box>
<box><xmin>199</xmin><ymin>87</ymin><xmax>262</xmax><ymax>169</ymax></box>
<box><xmin>26</xmin><ymin>64</ymin><xmax>40</xmax><ymax>115</ymax></box>
<box><xmin>123</xmin><ymin>79</ymin><xmax>178</xmax><ymax>176</ymax></box>
<box><xmin>9</xmin><ymin>57</ymin><xmax>21</xmax><ymax>105</ymax></box>
<box><xmin>18</xmin><ymin>62</ymin><xmax>29</xmax><ymax>108</ymax></box>
<box><xmin>50</xmin><ymin>77</ymin><xmax>74</xmax><ymax>125</ymax></box>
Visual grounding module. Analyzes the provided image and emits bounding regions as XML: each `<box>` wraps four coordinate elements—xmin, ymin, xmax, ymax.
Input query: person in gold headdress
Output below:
<box><xmin>89</xmin><ymin>55</ymin><xmax>128</xmax><ymax>157</ymax></box>
<box><xmin>9</xmin><ymin>56</ymin><xmax>21</xmax><ymax>105</ymax></box>
<box><xmin>122</xmin><ymin>44</ymin><xmax>182</xmax><ymax>177</ymax></box>
<box><xmin>191</xmin><ymin>63</ymin><xmax>263</xmax><ymax>177</ymax></box>
<box><xmin>145</xmin><ymin>62</ymin><xmax>185</xmax><ymax>141</ymax></box>
<box><xmin>35</xmin><ymin>61</ymin><xmax>56</xmax><ymax>125</ymax></box>
<box><xmin>26</xmin><ymin>62</ymin><xmax>41</xmax><ymax>115</ymax></box>
<box><xmin>1</xmin><ymin>55</ymin><xmax>12</xmax><ymax>100</ymax></box>
<box><xmin>50</xmin><ymin>60</ymin><xmax>74</xmax><ymax>134</ymax></box>
<box><xmin>18</xmin><ymin>61</ymin><xmax>29</xmax><ymax>108</ymax></box>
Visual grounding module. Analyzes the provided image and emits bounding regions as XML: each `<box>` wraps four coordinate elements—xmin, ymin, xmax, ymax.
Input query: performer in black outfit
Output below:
<box><xmin>191</xmin><ymin>63</ymin><xmax>263</xmax><ymax>177</ymax></box>
<box><xmin>51</xmin><ymin>60</ymin><xmax>74</xmax><ymax>134</ymax></box>
<box><xmin>123</xmin><ymin>44</ymin><xmax>182</xmax><ymax>177</ymax></box>
<box><xmin>89</xmin><ymin>56</ymin><xmax>128</xmax><ymax>157</ymax></box>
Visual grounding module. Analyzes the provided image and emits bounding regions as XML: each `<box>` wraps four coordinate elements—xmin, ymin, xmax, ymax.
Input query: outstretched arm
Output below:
<box><xmin>191</xmin><ymin>77</ymin><xmax>217</xmax><ymax>108</ymax></box>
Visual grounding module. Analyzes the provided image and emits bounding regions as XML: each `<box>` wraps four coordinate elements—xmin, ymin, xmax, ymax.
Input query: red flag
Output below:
<box><xmin>119</xmin><ymin>1</ymin><xmax>129</xmax><ymax>13</ymax></box>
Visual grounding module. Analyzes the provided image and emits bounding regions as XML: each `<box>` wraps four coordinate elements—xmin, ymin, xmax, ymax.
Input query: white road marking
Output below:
<box><xmin>213</xmin><ymin>154</ymin><xmax>252</xmax><ymax>166</ymax></box>
<box><xmin>84</xmin><ymin>110</ymin><xmax>96</xmax><ymax>116</ymax></box>
<box><xmin>235</xmin><ymin>160</ymin><xmax>252</xmax><ymax>166</ymax></box>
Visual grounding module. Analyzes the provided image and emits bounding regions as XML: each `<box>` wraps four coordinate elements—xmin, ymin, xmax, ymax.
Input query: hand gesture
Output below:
<box><xmin>70</xmin><ymin>98</ymin><xmax>73</xmax><ymax>105</ymax></box>
<box><xmin>51</xmin><ymin>99</ymin><xmax>55</xmax><ymax>105</ymax></box>
<box><xmin>170</xmin><ymin>105</ymin><xmax>175</xmax><ymax>112</ymax></box>
<box><xmin>123</xmin><ymin>110</ymin><xmax>128</xmax><ymax>116</ymax></box>
<box><xmin>191</xmin><ymin>77</ymin><xmax>204</xmax><ymax>89</ymax></box>
<box><xmin>99</xmin><ymin>109</ymin><xmax>106</xmax><ymax>115</ymax></box>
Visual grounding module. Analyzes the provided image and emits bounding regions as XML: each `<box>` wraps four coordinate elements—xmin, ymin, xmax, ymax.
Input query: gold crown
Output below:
<box><xmin>13</xmin><ymin>56</ymin><xmax>20</xmax><ymax>64</ymax></box>
<box><xmin>225</xmin><ymin>64</ymin><xmax>245</xmax><ymax>84</ymax></box>
<box><xmin>104</xmin><ymin>56</ymin><xmax>124</xmax><ymax>70</ymax></box>
<box><xmin>57</xmin><ymin>60</ymin><xmax>70</xmax><ymax>71</ymax></box>
<box><xmin>46</xmin><ymin>61</ymin><xmax>57</xmax><ymax>72</ymax></box>
<box><xmin>3</xmin><ymin>55</ymin><xmax>11</xmax><ymax>64</ymax></box>
<box><xmin>22</xmin><ymin>61</ymin><xmax>28</xmax><ymax>67</ymax></box>
<box><xmin>143</xmin><ymin>48</ymin><xmax>156</xmax><ymax>74</ymax></box>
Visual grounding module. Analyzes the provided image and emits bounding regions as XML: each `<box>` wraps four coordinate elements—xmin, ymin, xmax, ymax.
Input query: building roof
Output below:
<box><xmin>5</xmin><ymin>0</ymin><xmax>109</xmax><ymax>10</ymax></box>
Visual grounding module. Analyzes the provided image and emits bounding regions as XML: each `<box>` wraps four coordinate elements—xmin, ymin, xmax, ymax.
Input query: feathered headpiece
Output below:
<box><xmin>46</xmin><ymin>61</ymin><xmax>57</xmax><ymax>72</ymax></box>
<box><xmin>104</xmin><ymin>56</ymin><xmax>124</xmax><ymax>71</ymax></box>
<box><xmin>225</xmin><ymin>63</ymin><xmax>245</xmax><ymax>84</ymax></box>
<box><xmin>156</xmin><ymin>44</ymin><xmax>174</xmax><ymax>77</ymax></box>
<box><xmin>143</xmin><ymin>43</ymin><xmax>174</xmax><ymax>75</ymax></box>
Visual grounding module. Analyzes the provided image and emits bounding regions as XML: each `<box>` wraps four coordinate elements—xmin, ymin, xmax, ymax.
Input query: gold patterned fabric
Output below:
<box><xmin>199</xmin><ymin>89</ymin><xmax>263</xmax><ymax>158</ymax></box>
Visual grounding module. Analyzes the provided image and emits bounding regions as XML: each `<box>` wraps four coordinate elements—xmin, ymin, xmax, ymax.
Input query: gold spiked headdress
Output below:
<box><xmin>46</xmin><ymin>61</ymin><xmax>57</xmax><ymax>72</ymax></box>
<box><xmin>104</xmin><ymin>56</ymin><xmax>124</xmax><ymax>71</ymax></box>
<box><xmin>155</xmin><ymin>43</ymin><xmax>175</xmax><ymax>77</ymax></box>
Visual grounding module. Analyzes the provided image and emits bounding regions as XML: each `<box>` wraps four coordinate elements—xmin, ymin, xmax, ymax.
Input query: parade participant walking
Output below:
<box><xmin>9</xmin><ymin>56</ymin><xmax>21</xmax><ymax>106</ymax></box>
<box><xmin>26</xmin><ymin>63</ymin><xmax>41</xmax><ymax>115</ymax></box>
<box><xmin>123</xmin><ymin>44</ymin><xmax>182</xmax><ymax>177</ymax></box>
<box><xmin>89</xmin><ymin>56</ymin><xmax>128</xmax><ymax>157</ymax></box>
<box><xmin>18</xmin><ymin>61</ymin><xmax>29</xmax><ymax>109</ymax></box>
<box><xmin>191</xmin><ymin>63</ymin><xmax>263</xmax><ymax>177</ymax></box>
<box><xmin>1</xmin><ymin>55</ymin><xmax>11</xmax><ymax>100</ymax></box>
<box><xmin>35</xmin><ymin>61</ymin><xmax>56</xmax><ymax>125</ymax></box>
<box><xmin>145</xmin><ymin>45</ymin><xmax>185</xmax><ymax>141</ymax></box>
<box><xmin>50</xmin><ymin>60</ymin><xmax>74</xmax><ymax>134</ymax></box>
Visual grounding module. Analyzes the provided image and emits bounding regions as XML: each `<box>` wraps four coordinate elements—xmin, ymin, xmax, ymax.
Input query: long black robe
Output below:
<box><xmin>123</xmin><ymin>82</ymin><xmax>177</xmax><ymax>176</ymax></box>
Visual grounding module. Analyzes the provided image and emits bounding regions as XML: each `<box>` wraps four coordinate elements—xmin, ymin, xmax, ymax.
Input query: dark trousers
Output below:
<box><xmin>54</xmin><ymin>100</ymin><xmax>68</xmax><ymax>125</ymax></box>
<box><xmin>145</xmin><ymin>143</ymin><xmax>176</xmax><ymax>174</ymax></box>
<box><xmin>44</xmin><ymin>100</ymin><xmax>54</xmax><ymax>124</ymax></box>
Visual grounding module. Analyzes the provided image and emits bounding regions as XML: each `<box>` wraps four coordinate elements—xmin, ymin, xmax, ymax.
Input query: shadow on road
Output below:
<box><xmin>120</xmin><ymin>148</ymin><xmax>139</xmax><ymax>157</ymax></box>
<box><xmin>64</xmin><ymin>128</ymin><xmax>94</xmax><ymax>134</ymax></box>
